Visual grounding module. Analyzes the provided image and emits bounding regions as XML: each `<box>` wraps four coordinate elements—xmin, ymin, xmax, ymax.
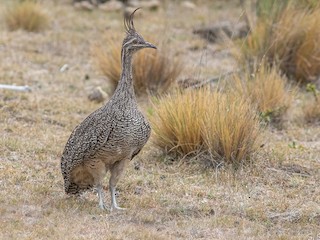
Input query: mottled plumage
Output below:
<box><xmin>61</xmin><ymin>8</ymin><xmax>156</xmax><ymax>211</ymax></box>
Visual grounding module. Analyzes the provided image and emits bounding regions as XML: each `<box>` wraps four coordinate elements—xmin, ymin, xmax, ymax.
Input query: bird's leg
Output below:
<box><xmin>109</xmin><ymin>159</ymin><xmax>128</xmax><ymax>211</ymax></box>
<box><xmin>110</xmin><ymin>184</ymin><xmax>125</xmax><ymax>211</ymax></box>
<box><xmin>97</xmin><ymin>184</ymin><xmax>107</xmax><ymax>210</ymax></box>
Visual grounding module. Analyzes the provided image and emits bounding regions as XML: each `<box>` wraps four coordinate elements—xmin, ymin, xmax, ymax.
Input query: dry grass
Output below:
<box><xmin>151</xmin><ymin>88</ymin><xmax>260</xmax><ymax>165</ymax></box>
<box><xmin>303</xmin><ymin>98</ymin><xmax>320</xmax><ymax>124</ymax></box>
<box><xmin>150</xmin><ymin>89</ymin><xmax>209</xmax><ymax>155</ymax></box>
<box><xmin>5</xmin><ymin>1</ymin><xmax>49</xmax><ymax>32</ymax></box>
<box><xmin>230</xmin><ymin>64</ymin><xmax>294</xmax><ymax>125</ymax></box>
<box><xmin>203</xmin><ymin>93</ymin><xmax>260</xmax><ymax>166</ymax></box>
<box><xmin>0</xmin><ymin>1</ymin><xmax>320</xmax><ymax>239</ymax></box>
<box><xmin>93</xmin><ymin>36</ymin><xmax>183</xmax><ymax>96</ymax></box>
<box><xmin>238</xmin><ymin>4</ymin><xmax>320</xmax><ymax>83</ymax></box>
<box><xmin>303</xmin><ymin>84</ymin><xmax>320</xmax><ymax>124</ymax></box>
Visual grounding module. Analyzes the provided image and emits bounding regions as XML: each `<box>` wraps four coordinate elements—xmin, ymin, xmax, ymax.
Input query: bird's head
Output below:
<box><xmin>122</xmin><ymin>8</ymin><xmax>157</xmax><ymax>54</ymax></box>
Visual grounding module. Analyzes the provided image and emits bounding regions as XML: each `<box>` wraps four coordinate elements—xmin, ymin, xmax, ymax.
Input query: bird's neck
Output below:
<box><xmin>114</xmin><ymin>49</ymin><xmax>135</xmax><ymax>99</ymax></box>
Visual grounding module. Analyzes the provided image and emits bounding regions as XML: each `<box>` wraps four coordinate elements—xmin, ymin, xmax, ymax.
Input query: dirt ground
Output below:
<box><xmin>0</xmin><ymin>1</ymin><xmax>319</xmax><ymax>239</ymax></box>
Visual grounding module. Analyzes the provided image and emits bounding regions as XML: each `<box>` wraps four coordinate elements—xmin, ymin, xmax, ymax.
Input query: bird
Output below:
<box><xmin>60</xmin><ymin>8</ymin><xmax>156</xmax><ymax>211</ymax></box>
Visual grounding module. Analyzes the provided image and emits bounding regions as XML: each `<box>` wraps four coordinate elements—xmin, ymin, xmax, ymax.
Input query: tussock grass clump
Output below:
<box><xmin>151</xmin><ymin>89</ymin><xmax>209</xmax><ymax>155</ymax></box>
<box><xmin>230</xmin><ymin>65</ymin><xmax>294</xmax><ymax>125</ymax></box>
<box><xmin>93</xmin><ymin>37</ymin><xmax>182</xmax><ymax>96</ymax></box>
<box><xmin>238</xmin><ymin>4</ymin><xmax>320</xmax><ymax>83</ymax></box>
<box><xmin>151</xmin><ymin>88</ymin><xmax>261</xmax><ymax>166</ymax></box>
<box><xmin>203</xmin><ymin>93</ymin><xmax>260</xmax><ymax>165</ymax></box>
<box><xmin>5</xmin><ymin>1</ymin><xmax>49</xmax><ymax>32</ymax></box>
<box><xmin>303</xmin><ymin>84</ymin><xmax>320</xmax><ymax>124</ymax></box>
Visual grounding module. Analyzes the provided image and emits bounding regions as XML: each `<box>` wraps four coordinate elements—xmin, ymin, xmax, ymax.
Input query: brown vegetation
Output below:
<box><xmin>238</xmin><ymin>4</ymin><xmax>320</xmax><ymax>83</ymax></box>
<box><xmin>0</xmin><ymin>1</ymin><xmax>319</xmax><ymax>239</ymax></box>
<box><xmin>203</xmin><ymin>92</ymin><xmax>260</xmax><ymax>166</ymax></box>
<box><xmin>303</xmin><ymin>98</ymin><xmax>320</xmax><ymax>124</ymax></box>
<box><xmin>93</xmin><ymin>36</ymin><xmax>183</xmax><ymax>96</ymax></box>
<box><xmin>230</xmin><ymin>64</ymin><xmax>294</xmax><ymax>125</ymax></box>
<box><xmin>151</xmin><ymin>89</ymin><xmax>209</xmax><ymax>155</ymax></box>
<box><xmin>151</xmin><ymin>88</ymin><xmax>260</xmax><ymax>166</ymax></box>
<box><xmin>5</xmin><ymin>1</ymin><xmax>49</xmax><ymax>32</ymax></box>
<box><xmin>303</xmin><ymin>84</ymin><xmax>320</xmax><ymax>124</ymax></box>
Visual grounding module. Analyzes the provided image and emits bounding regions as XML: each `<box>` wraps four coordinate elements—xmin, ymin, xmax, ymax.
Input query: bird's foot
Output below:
<box><xmin>99</xmin><ymin>201</ymin><xmax>108</xmax><ymax>210</ymax></box>
<box><xmin>110</xmin><ymin>205</ymin><xmax>126</xmax><ymax>212</ymax></box>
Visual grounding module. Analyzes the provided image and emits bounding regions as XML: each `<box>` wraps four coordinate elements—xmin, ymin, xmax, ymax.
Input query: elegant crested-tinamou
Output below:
<box><xmin>61</xmin><ymin>9</ymin><xmax>156</xmax><ymax>211</ymax></box>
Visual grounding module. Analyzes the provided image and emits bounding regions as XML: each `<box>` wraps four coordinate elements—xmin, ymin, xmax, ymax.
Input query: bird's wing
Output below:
<box><xmin>61</xmin><ymin>107</ymin><xmax>113</xmax><ymax>174</ymax></box>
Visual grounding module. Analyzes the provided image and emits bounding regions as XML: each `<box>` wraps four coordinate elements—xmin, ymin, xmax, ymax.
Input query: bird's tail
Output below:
<box><xmin>65</xmin><ymin>181</ymin><xmax>93</xmax><ymax>195</ymax></box>
<box><xmin>65</xmin><ymin>182</ymin><xmax>82</xmax><ymax>195</ymax></box>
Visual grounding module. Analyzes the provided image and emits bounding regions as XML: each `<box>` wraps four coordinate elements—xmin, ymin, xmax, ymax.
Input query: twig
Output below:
<box><xmin>186</xmin><ymin>69</ymin><xmax>241</xmax><ymax>89</ymax></box>
<box><xmin>0</xmin><ymin>84</ymin><xmax>31</xmax><ymax>92</ymax></box>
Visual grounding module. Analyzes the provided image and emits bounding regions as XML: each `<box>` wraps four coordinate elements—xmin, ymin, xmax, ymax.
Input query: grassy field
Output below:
<box><xmin>0</xmin><ymin>0</ymin><xmax>319</xmax><ymax>239</ymax></box>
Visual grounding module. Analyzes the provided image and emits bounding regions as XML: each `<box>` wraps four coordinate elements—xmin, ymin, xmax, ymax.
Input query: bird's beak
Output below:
<box><xmin>144</xmin><ymin>42</ymin><xmax>157</xmax><ymax>49</ymax></box>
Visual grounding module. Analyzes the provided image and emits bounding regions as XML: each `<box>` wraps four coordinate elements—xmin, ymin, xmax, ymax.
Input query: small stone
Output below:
<box><xmin>268</xmin><ymin>210</ymin><xmax>301</xmax><ymax>223</ymax></box>
<box><xmin>124</xmin><ymin>6</ymin><xmax>143</xmax><ymax>18</ymax></box>
<box><xmin>99</xmin><ymin>0</ymin><xmax>123</xmax><ymax>12</ymax></box>
<box><xmin>88</xmin><ymin>87</ymin><xmax>108</xmax><ymax>103</ymax></box>
<box><xmin>140</xmin><ymin>0</ymin><xmax>160</xmax><ymax>10</ymax></box>
<box><xmin>177</xmin><ymin>78</ymin><xmax>202</xmax><ymax>89</ymax></box>
<box><xmin>60</xmin><ymin>64</ymin><xmax>69</xmax><ymax>73</ymax></box>
<box><xmin>134</xmin><ymin>161</ymin><xmax>141</xmax><ymax>170</ymax></box>
<box><xmin>84</xmin><ymin>74</ymin><xmax>90</xmax><ymax>80</ymax></box>
<box><xmin>194</xmin><ymin>21</ymin><xmax>249</xmax><ymax>43</ymax></box>
<box><xmin>181</xmin><ymin>1</ymin><xmax>196</xmax><ymax>9</ymax></box>
<box><xmin>208</xmin><ymin>209</ymin><xmax>215</xmax><ymax>216</ymax></box>
<box><xmin>126</xmin><ymin>0</ymin><xmax>160</xmax><ymax>10</ymax></box>
<box><xmin>134</xmin><ymin>186</ymin><xmax>143</xmax><ymax>195</ymax></box>
<box><xmin>127</xmin><ymin>0</ymin><xmax>140</xmax><ymax>7</ymax></box>
<box><xmin>74</xmin><ymin>1</ymin><xmax>95</xmax><ymax>11</ymax></box>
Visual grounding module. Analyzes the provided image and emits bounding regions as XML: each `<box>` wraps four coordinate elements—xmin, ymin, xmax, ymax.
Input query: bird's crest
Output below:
<box><xmin>124</xmin><ymin>8</ymin><xmax>141</xmax><ymax>33</ymax></box>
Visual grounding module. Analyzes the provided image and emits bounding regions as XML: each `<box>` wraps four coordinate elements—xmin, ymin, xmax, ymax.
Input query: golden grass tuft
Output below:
<box><xmin>237</xmin><ymin>4</ymin><xmax>320</xmax><ymax>83</ymax></box>
<box><xmin>93</xmin><ymin>36</ymin><xmax>183</xmax><ymax>96</ymax></box>
<box><xmin>203</xmin><ymin>93</ymin><xmax>260</xmax><ymax>165</ymax></box>
<box><xmin>230</xmin><ymin>64</ymin><xmax>294</xmax><ymax>125</ymax></box>
<box><xmin>5</xmin><ymin>1</ymin><xmax>49</xmax><ymax>32</ymax></box>
<box><xmin>151</xmin><ymin>88</ymin><xmax>261</xmax><ymax>165</ymax></box>
<box><xmin>151</xmin><ymin>89</ymin><xmax>209</xmax><ymax>155</ymax></box>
